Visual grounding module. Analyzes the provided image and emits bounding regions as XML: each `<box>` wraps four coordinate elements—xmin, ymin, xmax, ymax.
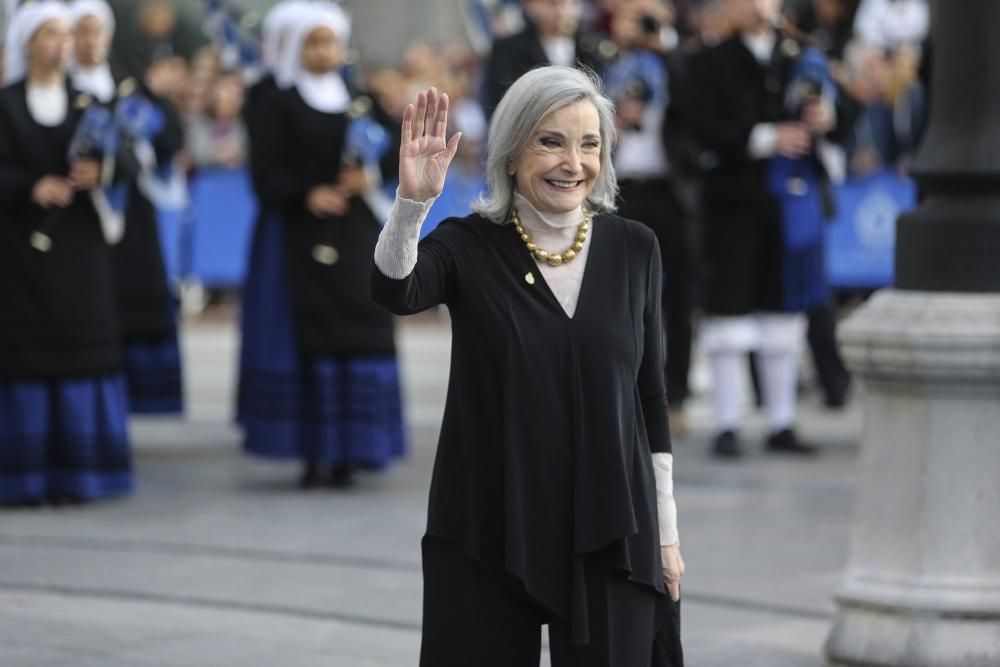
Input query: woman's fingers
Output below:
<box><xmin>401</xmin><ymin>103</ymin><xmax>414</xmax><ymax>145</ymax></box>
<box><xmin>445</xmin><ymin>131</ymin><xmax>462</xmax><ymax>159</ymax></box>
<box><xmin>423</xmin><ymin>87</ymin><xmax>438</xmax><ymax>139</ymax></box>
<box><xmin>434</xmin><ymin>93</ymin><xmax>449</xmax><ymax>140</ymax></box>
<box><xmin>405</xmin><ymin>88</ymin><xmax>453</xmax><ymax>151</ymax></box>
<box><xmin>413</xmin><ymin>91</ymin><xmax>427</xmax><ymax>142</ymax></box>
<box><xmin>667</xmin><ymin>578</ymin><xmax>680</xmax><ymax>603</ymax></box>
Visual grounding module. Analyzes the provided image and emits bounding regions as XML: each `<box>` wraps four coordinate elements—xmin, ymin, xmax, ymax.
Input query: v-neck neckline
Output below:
<box><xmin>512</xmin><ymin>214</ymin><xmax>602</xmax><ymax>322</ymax></box>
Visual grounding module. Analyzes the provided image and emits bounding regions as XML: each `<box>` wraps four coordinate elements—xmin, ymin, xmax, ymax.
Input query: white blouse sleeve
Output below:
<box><xmin>373</xmin><ymin>192</ymin><xmax>437</xmax><ymax>279</ymax></box>
<box><xmin>653</xmin><ymin>452</ymin><xmax>679</xmax><ymax>547</ymax></box>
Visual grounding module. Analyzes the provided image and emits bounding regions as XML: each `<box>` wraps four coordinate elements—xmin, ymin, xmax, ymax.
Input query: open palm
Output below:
<box><xmin>398</xmin><ymin>87</ymin><xmax>462</xmax><ymax>203</ymax></box>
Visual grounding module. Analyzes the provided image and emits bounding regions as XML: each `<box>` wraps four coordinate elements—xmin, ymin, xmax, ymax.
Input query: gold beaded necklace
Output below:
<box><xmin>511</xmin><ymin>207</ymin><xmax>591</xmax><ymax>267</ymax></box>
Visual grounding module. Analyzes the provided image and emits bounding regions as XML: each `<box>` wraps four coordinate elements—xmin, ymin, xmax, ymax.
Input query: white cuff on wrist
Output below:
<box><xmin>653</xmin><ymin>452</ymin><xmax>679</xmax><ymax>547</ymax></box>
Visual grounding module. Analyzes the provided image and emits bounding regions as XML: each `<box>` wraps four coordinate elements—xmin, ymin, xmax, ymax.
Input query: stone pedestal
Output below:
<box><xmin>826</xmin><ymin>290</ymin><xmax>1000</xmax><ymax>666</ymax></box>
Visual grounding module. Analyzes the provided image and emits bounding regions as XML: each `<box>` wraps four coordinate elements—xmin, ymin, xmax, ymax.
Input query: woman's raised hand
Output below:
<box><xmin>398</xmin><ymin>87</ymin><xmax>462</xmax><ymax>203</ymax></box>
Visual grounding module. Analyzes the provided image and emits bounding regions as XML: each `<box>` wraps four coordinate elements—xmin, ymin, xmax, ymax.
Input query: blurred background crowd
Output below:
<box><xmin>0</xmin><ymin>0</ymin><xmax>929</xmax><ymax>303</ymax></box>
<box><xmin>0</xmin><ymin>0</ymin><xmax>933</xmax><ymax>502</ymax></box>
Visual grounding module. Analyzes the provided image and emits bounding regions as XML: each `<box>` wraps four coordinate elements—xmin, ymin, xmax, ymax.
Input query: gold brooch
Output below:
<box><xmin>117</xmin><ymin>78</ymin><xmax>137</xmax><ymax>97</ymax></box>
<box><xmin>524</xmin><ymin>272</ymin><xmax>535</xmax><ymax>285</ymax></box>
<box><xmin>30</xmin><ymin>231</ymin><xmax>52</xmax><ymax>253</ymax></box>
<box><xmin>312</xmin><ymin>244</ymin><xmax>339</xmax><ymax>265</ymax></box>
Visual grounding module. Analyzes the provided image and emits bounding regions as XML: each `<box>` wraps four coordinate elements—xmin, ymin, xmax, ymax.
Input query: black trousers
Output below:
<box><xmin>419</xmin><ymin>537</ymin><xmax>658</xmax><ymax>667</ymax></box>
<box><xmin>747</xmin><ymin>303</ymin><xmax>851</xmax><ymax>408</ymax></box>
<box><xmin>806</xmin><ymin>302</ymin><xmax>851</xmax><ymax>405</ymax></box>
<box><xmin>617</xmin><ymin>178</ymin><xmax>695</xmax><ymax>406</ymax></box>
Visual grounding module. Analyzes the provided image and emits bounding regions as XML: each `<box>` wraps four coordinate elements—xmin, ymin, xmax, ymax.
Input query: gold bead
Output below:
<box><xmin>512</xmin><ymin>207</ymin><xmax>588</xmax><ymax>267</ymax></box>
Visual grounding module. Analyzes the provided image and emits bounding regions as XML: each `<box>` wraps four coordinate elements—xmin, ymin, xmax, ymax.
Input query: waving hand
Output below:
<box><xmin>398</xmin><ymin>87</ymin><xmax>462</xmax><ymax>203</ymax></box>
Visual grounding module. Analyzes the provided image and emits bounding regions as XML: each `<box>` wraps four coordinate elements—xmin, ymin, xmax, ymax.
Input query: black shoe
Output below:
<box><xmin>712</xmin><ymin>430</ymin><xmax>743</xmax><ymax>459</ymax></box>
<box><xmin>824</xmin><ymin>378</ymin><xmax>852</xmax><ymax>409</ymax></box>
<box><xmin>328</xmin><ymin>463</ymin><xmax>356</xmax><ymax>489</ymax></box>
<box><xmin>2</xmin><ymin>497</ymin><xmax>45</xmax><ymax>509</ymax></box>
<box><xmin>766</xmin><ymin>429</ymin><xmax>818</xmax><ymax>456</ymax></box>
<box><xmin>49</xmin><ymin>494</ymin><xmax>87</xmax><ymax>507</ymax></box>
<box><xmin>299</xmin><ymin>461</ymin><xmax>324</xmax><ymax>489</ymax></box>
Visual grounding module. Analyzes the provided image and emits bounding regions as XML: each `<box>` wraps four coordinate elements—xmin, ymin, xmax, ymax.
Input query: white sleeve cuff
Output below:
<box><xmin>373</xmin><ymin>191</ymin><xmax>437</xmax><ymax>280</ymax></box>
<box><xmin>653</xmin><ymin>452</ymin><xmax>679</xmax><ymax>547</ymax></box>
<box><xmin>748</xmin><ymin>123</ymin><xmax>778</xmax><ymax>159</ymax></box>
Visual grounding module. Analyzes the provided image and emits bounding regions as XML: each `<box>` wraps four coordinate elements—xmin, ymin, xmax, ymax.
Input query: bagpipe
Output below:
<box><xmin>766</xmin><ymin>44</ymin><xmax>838</xmax><ymax>311</ymax></box>
<box><xmin>602</xmin><ymin>49</ymin><xmax>669</xmax><ymax>131</ymax></box>
<box><xmin>201</xmin><ymin>0</ymin><xmax>262</xmax><ymax>78</ymax></box>
<box><xmin>461</xmin><ymin>0</ymin><xmax>525</xmax><ymax>56</ymax></box>
<box><xmin>343</xmin><ymin>97</ymin><xmax>391</xmax><ymax>171</ymax></box>
<box><xmin>311</xmin><ymin>96</ymin><xmax>393</xmax><ymax>266</ymax></box>
<box><xmin>30</xmin><ymin>84</ymin><xmax>168</xmax><ymax>252</ymax></box>
<box><xmin>603</xmin><ymin>49</ymin><xmax>669</xmax><ymax>107</ymax></box>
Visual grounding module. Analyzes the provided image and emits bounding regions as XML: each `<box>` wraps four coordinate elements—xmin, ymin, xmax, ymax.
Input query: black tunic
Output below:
<box><xmin>108</xmin><ymin>70</ymin><xmax>184</xmax><ymax>340</ymax></box>
<box><xmin>372</xmin><ymin>213</ymin><xmax>670</xmax><ymax>642</ymax></box>
<box><xmin>0</xmin><ymin>82</ymin><xmax>120</xmax><ymax>379</ymax></box>
<box><xmin>244</xmin><ymin>74</ymin><xmax>279</xmax><ymax>194</ymax></box>
<box><xmin>254</xmin><ymin>86</ymin><xmax>395</xmax><ymax>358</ymax></box>
<box><xmin>690</xmin><ymin>35</ymin><xmax>833</xmax><ymax>315</ymax></box>
<box><xmin>484</xmin><ymin>20</ymin><xmax>606</xmax><ymax>115</ymax></box>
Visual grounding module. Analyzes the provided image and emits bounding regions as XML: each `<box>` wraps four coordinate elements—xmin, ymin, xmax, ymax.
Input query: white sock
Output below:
<box><xmin>708</xmin><ymin>350</ymin><xmax>743</xmax><ymax>434</ymax></box>
<box><xmin>759</xmin><ymin>350</ymin><xmax>798</xmax><ymax>432</ymax></box>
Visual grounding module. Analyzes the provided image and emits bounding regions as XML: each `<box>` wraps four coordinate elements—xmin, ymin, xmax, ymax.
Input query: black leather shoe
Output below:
<box><xmin>712</xmin><ymin>430</ymin><xmax>743</xmax><ymax>459</ymax></box>
<box><xmin>328</xmin><ymin>463</ymin><xmax>356</xmax><ymax>489</ymax></box>
<box><xmin>766</xmin><ymin>429</ymin><xmax>818</xmax><ymax>456</ymax></box>
<box><xmin>824</xmin><ymin>378</ymin><xmax>853</xmax><ymax>409</ymax></box>
<box><xmin>299</xmin><ymin>461</ymin><xmax>324</xmax><ymax>489</ymax></box>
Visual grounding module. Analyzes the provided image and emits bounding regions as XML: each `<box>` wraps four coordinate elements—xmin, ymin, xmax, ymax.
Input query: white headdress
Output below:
<box><xmin>260</xmin><ymin>0</ymin><xmax>312</xmax><ymax>72</ymax></box>
<box><xmin>4</xmin><ymin>1</ymin><xmax>71</xmax><ymax>85</ymax></box>
<box><xmin>67</xmin><ymin>0</ymin><xmax>116</xmax><ymax>36</ymax></box>
<box><xmin>273</xmin><ymin>2</ymin><xmax>351</xmax><ymax>90</ymax></box>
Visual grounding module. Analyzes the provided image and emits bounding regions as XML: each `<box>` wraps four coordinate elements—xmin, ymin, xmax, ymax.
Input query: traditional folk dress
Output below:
<box><xmin>0</xmin><ymin>2</ymin><xmax>131</xmax><ymax>504</ymax></box>
<box><xmin>238</xmin><ymin>6</ymin><xmax>405</xmax><ymax>473</ymax></box>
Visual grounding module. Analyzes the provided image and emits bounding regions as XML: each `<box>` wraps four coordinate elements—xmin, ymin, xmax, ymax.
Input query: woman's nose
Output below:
<box><xmin>561</xmin><ymin>147</ymin><xmax>582</xmax><ymax>173</ymax></box>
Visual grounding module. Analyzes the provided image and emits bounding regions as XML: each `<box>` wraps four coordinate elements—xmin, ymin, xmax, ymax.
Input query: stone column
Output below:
<box><xmin>825</xmin><ymin>1</ymin><xmax>1000</xmax><ymax>665</ymax></box>
<box><xmin>826</xmin><ymin>292</ymin><xmax>1000</xmax><ymax>665</ymax></box>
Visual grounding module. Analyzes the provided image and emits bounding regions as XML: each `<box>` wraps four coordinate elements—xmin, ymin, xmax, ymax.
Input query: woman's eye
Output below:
<box><xmin>540</xmin><ymin>137</ymin><xmax>561</xmax><ymax>148</ymax></box>
<box><xmin>583</xmin><ymin>141</ymin><xmax>600</xmax><ymax>150</ymax></box>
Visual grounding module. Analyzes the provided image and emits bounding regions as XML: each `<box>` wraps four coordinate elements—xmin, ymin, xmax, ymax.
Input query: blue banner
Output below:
<box><xmin>825</xmin><ymin>169</ymin><xmax>918</xmax><ymax>289</ymax></box>
<box><xmin>188</xmin><ymin>167</ymin><xmax>257</xmax><ymax>287</ymax></box>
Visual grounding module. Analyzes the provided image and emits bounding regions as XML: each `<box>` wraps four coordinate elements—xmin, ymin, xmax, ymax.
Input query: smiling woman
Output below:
<box><xmin>370</xmin><ymin>66</ymin><xmax>685</xmax><ymax>666</ymax></box>
<box><xmin>507</xmin><ymin>101</ymin><xmax>601</xmax><ymax>216</ymax></box>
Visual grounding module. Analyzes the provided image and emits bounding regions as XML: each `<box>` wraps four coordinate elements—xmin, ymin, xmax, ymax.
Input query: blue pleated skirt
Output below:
<box><xmin>237</xmin><ymin>212</ymin><xmax>406</xmax><ymax>468</ymax></box>
<box><xmin>0</xmin><ymin>374</ymin><xmax>132</xmax><ymax>504</ymax></box>
<box><xmin>122</xmin><ymin>323</ymin><xmax>184</xmax><ymax>415</ymax></box>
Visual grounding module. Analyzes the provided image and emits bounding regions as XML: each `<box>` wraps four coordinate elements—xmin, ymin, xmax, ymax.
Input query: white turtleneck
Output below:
<box><xmin>374</xmin><ymin>192</ymin><xmax>680</xmax><ymax>546</ymax></box>
<box><xmin>512</xmin><ymin>192</ymin><xmax>590</xmax><ymax>317</ymax></box>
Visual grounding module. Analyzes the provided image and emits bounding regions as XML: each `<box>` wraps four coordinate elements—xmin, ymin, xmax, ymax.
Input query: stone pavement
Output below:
<box><xmin>0</xmin><ymin>313</ymin><xmax>864</xmax><ymax>666</ymax></box>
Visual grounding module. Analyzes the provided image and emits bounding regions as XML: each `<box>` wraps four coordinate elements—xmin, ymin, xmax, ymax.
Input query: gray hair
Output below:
<box><xmin>473</xmin><ymin>65</ymin><xmax>618</xmax><ymax>224</ymax></box>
